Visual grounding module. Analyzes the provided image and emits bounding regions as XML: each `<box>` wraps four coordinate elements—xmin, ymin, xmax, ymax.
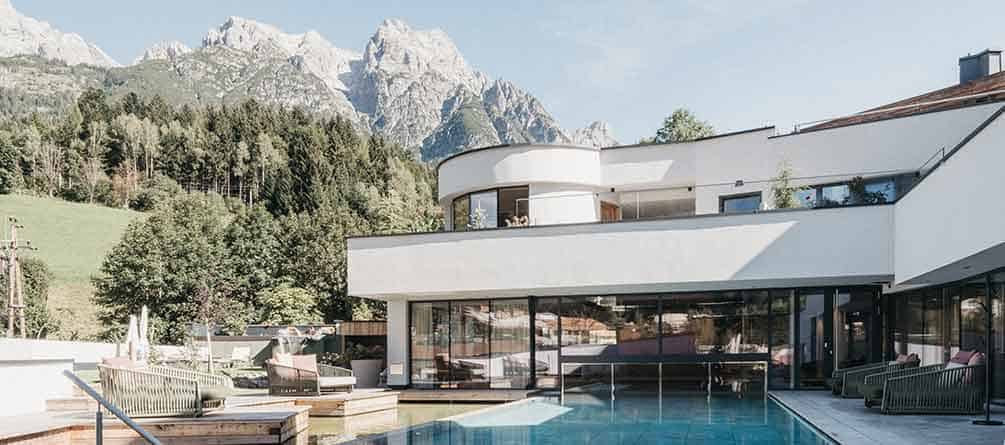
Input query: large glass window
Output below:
<box><xmin>770</xmin><ymin>291</ymin><xmax>792</xmax><ymax>389</ymax></box>
<box><xmin>491</xmin><ymin>299</ymin><xmax>531</xmax><ymax>389</ymax></box>
<box><xmin>560</xmin><ymin>296</ymin><xmax>618</xmax><ymax>359</ymax></box>
<box><xmin>720</xmin><ymin>193</ymin><xmax>762</xmax><ymax>214</ymax></box>
<box><xmin>619</xmin><ymin>188</ymin><xmax>695</xmax><ymax>220</ymax></box>
<box><xmin>468</xmin><ymin>191</ymin><xmax>498</xmax><ymax>230</ymax></box>
<box><xmin>410</xmin><ymin>302</ymin><xmax>450</xmax><ymax>388</ymax></box>
<box><xmin>834</xmin><ymin>288</ymin><xmax>880</xmax><ymax>369</ymax></box>
<box><xmin>796</xmin><ymin>290</ymin><xmax>829</xmax><ymax>388</ymax></box>
<box><xmin>659</xmin><ymin>291</ymin><xmax>770</xmax><ymax>355</ymax></box>
<box><xmin>450</xmin><ymin>186</ymin><xmax>529</xmax><ymax>230</ymax></box>
<box><xmin>535</xmin><ymin>298</ymin><xmax>561</xmax><ymax>389</ymax></box>
<box><xmin>498</xmin><ymin>187</ymin><xmax>529</xmax><ymax>227</ymax></box>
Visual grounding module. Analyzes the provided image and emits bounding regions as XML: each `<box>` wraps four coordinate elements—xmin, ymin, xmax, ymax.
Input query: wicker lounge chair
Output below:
<box><xmin>266</xmin><ymin>353</ymin><xmax>355</xmax><ymax>396</ymax></box>
<box><xmin>98</xmin><ymin>359</ymin><xmax>234</xmax><ymax>418</ymax></box>
<box><xmin>828</xmin><ymin>354</ymin><xmax>919</xmax><ymax>398</ymax></box>
<box><xmin>862</xmin><ymin>351</ymin><xmax>986</xmax><ymax>414</ymax></box>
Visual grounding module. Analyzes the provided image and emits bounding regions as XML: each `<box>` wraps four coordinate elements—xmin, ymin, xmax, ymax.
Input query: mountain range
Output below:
<box><xmin>0</xmin><ymin>0</ymin><xmax>617</xmax><ymax>160</ymax></box>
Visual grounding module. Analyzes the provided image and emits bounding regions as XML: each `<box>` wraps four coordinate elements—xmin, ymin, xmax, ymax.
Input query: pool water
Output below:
<box><xmin>339</xmin><ymin>395</ymin><xmax>833</xmax><ymax>444</ymax></box>
<box><xmin>310</xmin><ymin>402</ymin><xmax>495</xmax><ymax>444</ymax></box>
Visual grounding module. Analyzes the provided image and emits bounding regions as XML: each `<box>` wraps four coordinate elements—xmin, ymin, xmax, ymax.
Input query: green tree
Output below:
<box><xmin>256</xmin><ymin>284</ymin><xmax>322</xmax><ymax>325</ymax></box>
<box><xmin>224</xmin><ymin>206</ymin><xmax>281</xmax><ymax>312</ymax></box>
<box><xmin>93</xmin><ymin>194</ymin><xmax>232</xmax><ymax>344</ymax></box>
<box><xmin>770</xmin><ymin>160</ymin><xmax>808</xmax><ymax>209</ymax></box>
<box><xmin>0</xmin><ymin>257</ymin><xmax>61</xmax><ymax>338</ymax></box>
<box><xmin>81</xmin><ymin>121</ymin><xmax>108</xmax><ymax>203</ymax></box>
<box><xmin>646</xmin><ymin>108</ymin><xmax>715</xmax><ymax>144</ymax></box>
<box><xmin>0</xmin><ymin>130</ymin><xmax>21</xmax><ymax>193</ymax></box>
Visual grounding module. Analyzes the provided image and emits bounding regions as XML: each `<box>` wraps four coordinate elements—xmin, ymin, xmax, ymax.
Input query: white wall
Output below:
<box><xmin>0</xmin><ymin>359</ymin><xmax>74</xmax><ymax>416</ymax></box>
<box><xmin>600</xmin><ymin>141</ymin><xmax>697</xmax><ymax>191</ymax></box>
<box><xmin>894</xmin><ymin>107</ymin><xmax>1005</xmax><ymax>285</ymax></box>
<box><xmin>694</xmin><ymin>103</ymin><xmax>1000</xmax><ymax>214</ymax></box>
<box><xmin>385</xmin><ymin>300</ymin><xmax>409</xmax><ymax>387</ymax></box>
<box><xmin>349</xmin><ymin>205</ymin><xmax>894</xmax><ymax>300</ymax></box>
<box><xmin>0</xmin><ymin>338</ymin><xmax>186</xmax><ymax>370</ymax></box>
<box><xmin>527</xmin><ymin>184</ymin><xmax>598</xmax><ymax>226</ymax></box>
<box><xmin>438</xmin><ymin>145</ymin><xmax>601</xmax><ymax>203</ymax></box>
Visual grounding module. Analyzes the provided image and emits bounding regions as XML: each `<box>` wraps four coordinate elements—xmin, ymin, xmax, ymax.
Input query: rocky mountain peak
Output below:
<box><xmin>364</xmin><ymin>18</ymin><xmax>484</xmax><ymax>92</ymax></box>
<box><xmin>0</xmin><ymin>0</ymin><xmax>118</xmax><ymax>67</ymax></box>
<box><xmin>572</xmin><ymin>121</ymin><xmax>619</xmax><ymax>148</ymax></box>
<box><xmin>133</xmin><ymin>40</ymin><xmax>191</xmax><ymax>64</ymax></box>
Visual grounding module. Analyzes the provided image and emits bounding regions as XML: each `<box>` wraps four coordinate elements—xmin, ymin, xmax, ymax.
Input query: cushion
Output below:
<box><xmin>950</xmin><ymin>350</ymin><xmax>975</xmax><ymax>364</ymax></box>
<box><xmin>905</xmin><ymin>353</ymin><xmax>920</xmax><ymax>363</ymax></box>
<box><xmin>292</xmin><ymin>354</ymin><xmax>318</xmax><ymax>374</ymax></box>
<box><xmin>945</xmin><ymin>361</ymin><xmax>966</xmax><ymax>370</ymax></box>
<box><xmin>200</xmin><ymin>385</ymin><xmax>233</xmax><ymax>401</ymax></box>
<box><xmin>968</xmin><ymin>352</ymin><xmax>985</xmax><ymax>366</ymax></box>
<box><xmin>319</xmin><ymin>376</ymin><xmax>356</xmax><ymax>388</ymax></box>
<box><xmin>894</xmin><ymin>354</ymin><xmax>909</xmax><ymax>363</ymax></box>
<box><xmin>274</xmin><ymin>353</ymin><xmax>293</xmax><ymax>368</ymax></box>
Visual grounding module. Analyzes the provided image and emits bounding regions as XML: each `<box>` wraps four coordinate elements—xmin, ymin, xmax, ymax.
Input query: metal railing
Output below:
<box><xmin>62</xmin><ymin>370</ymin><xmax>162</xmax><ymax>445</ymax></box>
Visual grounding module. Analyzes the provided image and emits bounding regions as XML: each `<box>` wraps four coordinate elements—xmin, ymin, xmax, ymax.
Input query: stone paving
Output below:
<box><xmin>771</xmin><ymin>391</ymin><xmax>1005</xmax><ymax>445</ymax></box>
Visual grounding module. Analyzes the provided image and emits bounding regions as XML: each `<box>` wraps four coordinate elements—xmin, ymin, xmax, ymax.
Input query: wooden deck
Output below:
<box><xmin>0</xmin><ymin>405</ymin><xmax>310</xmax><ymax>445</ymax></box>
<box><xmin>227</xmin><ymin>389</ymin><xmax>400</xmax><ymax>417</ymax></box>
<box><xmin>397</xmin><ymin>389</ymin><xmax>538</xmax><ymax>403</ymax></box>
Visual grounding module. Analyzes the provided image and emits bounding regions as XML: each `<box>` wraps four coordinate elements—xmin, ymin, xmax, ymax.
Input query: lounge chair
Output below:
<box><xmin>266</xmin><ymin>353</ymin><xmax>355</xmax><ymax>396</ymax></box>
<box><xmin>862</xmin><ymin>350</ymin><xmax>986</xmax><ymax>414</ymax></box>
<box><xmin>98</xmin><ymin>358</ymin><xmax>234</xmax><ymax>418</ymax></box>
<box><xmin>828</xmin><ymin>353</ymin><xmax>919</xmax><ymax>398</ymax></box>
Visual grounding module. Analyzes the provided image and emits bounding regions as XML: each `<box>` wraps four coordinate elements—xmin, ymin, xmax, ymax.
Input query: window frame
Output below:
<box><xmin>719</xmin><ymin>191</ymin><xmax>763</xmax><ymax>214</ymax></box>
<box><xmin>450</xmin><ymin>185</ymin><xmax>530</xmax><ymax>231</ymax></box>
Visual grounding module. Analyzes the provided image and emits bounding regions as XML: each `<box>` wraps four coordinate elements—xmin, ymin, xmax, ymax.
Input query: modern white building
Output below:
<box><xmin>348</xmin><ymin>50</ymin><xmax>1005</xmax><ymax>398</ymax></box>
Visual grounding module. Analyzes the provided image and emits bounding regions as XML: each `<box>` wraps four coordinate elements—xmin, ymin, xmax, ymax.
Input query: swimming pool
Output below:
<box><xmin>340</xmin><ymin>394</ymin><xmax>834</xmax><ymax>444</ymax></box>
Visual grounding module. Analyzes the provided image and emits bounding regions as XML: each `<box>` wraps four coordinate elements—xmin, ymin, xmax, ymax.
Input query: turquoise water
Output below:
<box><xmin>342</xmin><ymin>394</ymin><xmax>833</xmax><ymax>444</ymax></box>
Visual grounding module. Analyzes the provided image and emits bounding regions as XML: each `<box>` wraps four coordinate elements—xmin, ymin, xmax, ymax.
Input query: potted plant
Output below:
<box><xmin>346</xmin><ymin>344</ymin><xmax>384</xmax><ymax>388</ymax></box>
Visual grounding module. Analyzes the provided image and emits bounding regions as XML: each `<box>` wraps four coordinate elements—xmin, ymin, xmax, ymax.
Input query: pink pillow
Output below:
<box><xmin>968</xmin><ymin>352</ymin><xmax>985</xmax><ymax>366</ymax></box>
<box><xmin>950</xmin><ymin>350</ymin><xmax>975</xmax><ymax>364</ymax></box>
<box><xmin>292</xmin><ymin>354</ymin><xmax>319</xmax><ymax>374</ymax></box>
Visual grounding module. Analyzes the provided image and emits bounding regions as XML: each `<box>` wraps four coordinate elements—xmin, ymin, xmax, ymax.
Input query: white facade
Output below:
<box><xmin>350</xmin><ymin>101</ymin><xmax>1005</xmax><ymax>388</ymax></box>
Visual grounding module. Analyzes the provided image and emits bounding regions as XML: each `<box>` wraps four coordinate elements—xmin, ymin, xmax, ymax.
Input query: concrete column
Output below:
<box><xmin>386</xmin><ymin>299</ymin><xmax>409</xmax><ymax>387</ymax></box>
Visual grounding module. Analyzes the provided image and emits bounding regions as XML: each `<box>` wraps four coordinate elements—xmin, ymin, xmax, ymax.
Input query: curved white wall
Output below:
<box><xmin>438</xmin><ymin>144</ymin><xmax>601</xmax><ymax>202</ymax></box>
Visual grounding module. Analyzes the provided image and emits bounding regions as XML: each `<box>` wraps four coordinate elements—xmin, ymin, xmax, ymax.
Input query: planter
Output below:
<box><xmin>351</xmin><ymin>359</ymin><xmax>383</xmax><ymax>388</ymax></box>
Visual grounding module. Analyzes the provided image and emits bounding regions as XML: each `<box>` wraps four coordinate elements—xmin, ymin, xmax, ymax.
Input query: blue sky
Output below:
<box><xmin>13</xmin><ymin>1</ymin><xmax>1005</xmax><ymax>143</ymax></box>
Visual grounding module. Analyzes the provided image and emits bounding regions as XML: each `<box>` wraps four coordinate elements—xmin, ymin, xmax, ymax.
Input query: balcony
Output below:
<box><xmin>348</xmin><ymin>204</ymin><xmax>895</xmax><ymax>300</ymax></box>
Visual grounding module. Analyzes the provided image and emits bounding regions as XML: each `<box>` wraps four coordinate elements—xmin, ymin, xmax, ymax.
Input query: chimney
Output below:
<box><xmin>959</xmin><ymin>49</ymin><xmax>1003</xmax><ymax>84</ymax></box>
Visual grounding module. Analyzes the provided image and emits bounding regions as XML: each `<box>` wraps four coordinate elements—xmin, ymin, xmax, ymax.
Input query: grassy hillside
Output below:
<box><xmin>0</xmin><ymin>195</ymin><xmax>143</xmax><ymax>339</ymax></box>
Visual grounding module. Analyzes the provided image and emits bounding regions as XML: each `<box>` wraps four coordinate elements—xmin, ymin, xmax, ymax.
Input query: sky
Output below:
<box><xmin>12</xmin><ymin>0</ymin><xmax>1005</xmax><ymax>143</ymax></box>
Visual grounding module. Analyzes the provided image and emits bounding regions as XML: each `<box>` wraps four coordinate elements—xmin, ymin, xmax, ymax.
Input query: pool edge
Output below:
<box><xmin>768</xmin><ymin>392</ymin><xmax>842</xmax><ymax>445</ymax></box>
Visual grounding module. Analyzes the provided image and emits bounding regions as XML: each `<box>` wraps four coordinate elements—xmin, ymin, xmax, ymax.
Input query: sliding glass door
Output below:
<box><xmin>795</xmin><ymin>290</ymin><xmax>832</xmax><ymax>389</ymax></box>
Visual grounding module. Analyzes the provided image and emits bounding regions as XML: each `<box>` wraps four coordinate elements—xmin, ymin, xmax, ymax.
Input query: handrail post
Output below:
<box><xmin>96</xmin><ymin>409</ymin><xmax>103</xmax><ymax>445</ymax></box>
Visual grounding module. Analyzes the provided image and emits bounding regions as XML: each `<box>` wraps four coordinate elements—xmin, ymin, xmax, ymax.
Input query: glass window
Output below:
<box><xmin>961</xmin><ymin>279</ymin><xmax>988</xmax><ymax>354</ymax></box>
<box><xmin>834</xmin><ymin>289</ymin><xmax>879</xmax><ymax>369</ymax></box>
<box><xmin>660</xmin><ymin>292</ymin><xmax>769</xmax><ymax>355</ymax></box>
<box><xmin>991</xmin><ymin>272</ymin><xmax>1005</xmax><ymax>401</ymax></box>
<box><xmin>560</xmin><ymin>296</ymin><xmax>618</xmax><ymax>359</ymax></box>
<box><xmin>720</xmin><ymin>193</ymin><xmax>762</xmax><ymax>214</ymax></box>
<box><xmin>794</xmin><ymin>188</ymin><xmax>816</xmax><ymax>208</ymax></box>
<box><xmin>820</xmin><ymin>184</ymin><xmax>850</xmax><ymax>206</ymax></box>
<box><xmin>796</xmin><ymin>290</ymin><xmax>828</xmax><ymax>388</ymax></box>
<box><xmin>620</xmin><ymin>189</ymin><xmax>696</xmax><ymax>220</ymax></box>
<box><xmin>864</xmin><ymin>179</ymin><xmax>896</xmax><ymax>203</ymax></box>
<box><xmin>449</xmin><ymin>301</ymin><xmax>491</xmax><ymax>388</ymax></box>
<box><xmin>410</xmin><ymin>302</ymin><xmax>450</xmax><ymax>388</ymax></box>
<box><xmin>498</xmin><ymin>187</ymin><xmax>529</xmax><ymax>227</ymax></box>
<box><xmin>468</xmin><ymin>191</ymin><xmax>498</xmax><ymax>229</ymax></box>
<box><xmin>710</xmin><ymin>362</ymin><xmax>766</xmax><ymax>395</ymax></box>
<box><xmin>770</xmin><ymin>291</ymin><xmax>792</xmax><ymax>389</ymax></box>
<box><xmin>534</xmin><ymin>298</ymin><xmax>561</xmax><ymax>389</ymax></box>
<box><xmin>610</xmin><ymin>295</ymin><xmax>660</xmax><ymax>356</ymax></box>
<box><xmin>452</xmin><ymin>196</ymin><xmax>469</xmax><ymax>231</ymax></box>
<box><xmin>491</xmin><ymin>299</ymin><xmax>531</xmax><ymax>389</ymax></box>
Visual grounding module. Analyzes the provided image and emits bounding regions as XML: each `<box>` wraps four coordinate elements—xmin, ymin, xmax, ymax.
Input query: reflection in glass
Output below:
<box><xmin>834</xmin><ymin>289</ymin><xmax>878</xmax><ymax>369</ymax></box>
<box><xmin>770</xmin><ymin>291</ymin><xmax>792</xmax><ymax>389</ymax></box>
<box><xmin>820</xmin><ymin>184</ymin><xmax>850</xmax><ymax>206</ymax></box>
<box><xmin>720</xmin><ymin>193</ymin><xmax>762</xmax><ymax>214</ymax></box>
<box><xmin>619</xmin><ymin>189</ymin><xmax>696</xmax><ymax>220</ymax></box>
<box><xmin>992</xmin><ymin>272</ymin><xmax>1004</xmax><ymax>401</ymax></box>
<box><xmin>660</xmin><ymin>292</ymin><xmax>769</xmax><ymax>355</ymax></box>
<box><xmin>451</xmin><ymin>196</ymin><xmax>469</xmax><ymax>232</ymax></box>
<box><xmin>560</xmin><ymin>296</ymin><xmax>617</xmax><ymax>358</ymax></box>
<box><xmin>449</xmin><ymin>301</ymin><xmax>491</xmax><ymax>388</ymax></box>
<box><xmin>797</xmin><ymin>291</ymin><xmax>828</xmax><ymax>388</ymax></box>
<box><xmin>615</xmin><ymin>364</ymin><xmax>660</xmax><ymax>397</ymax></box>
<box><xmin>410</xmin><ymin>302</ymin><xmax>450</xmax><ymax>388</ymax></box>
<box><xmin>468</xmin><ymin>191</ymin><xmax>498</xmax><ymax>229</ymax></box>
<box><xmin>491</xmin><ymin>299</ymin><xmax>531</xmax><ymax>389</ymax></box>
<box><xmin>662</xmin><ymin>363</ymin><xmax>708</xmax><ymax>395</ymax></box>
<box><xmin>535</xmin><ymin>298</ymin><xmax>561</xmax><ymax>389</ymax></box>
